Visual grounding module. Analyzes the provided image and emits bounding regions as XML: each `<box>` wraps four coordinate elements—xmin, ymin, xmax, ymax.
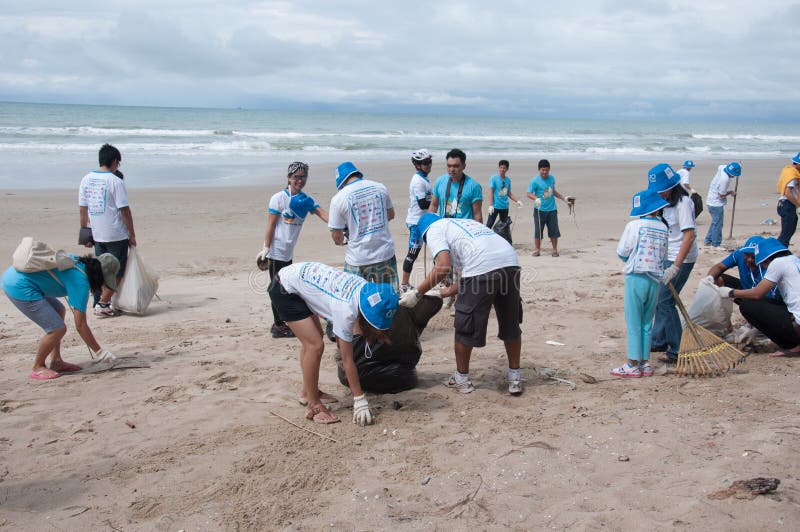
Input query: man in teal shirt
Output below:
<box><xmin>526</xmin><ymin>159</ymin><xmax>575</xmax><ymax>257</ymax></box>
<box><xmin>429</xmin><ymin>149</ymin><xmax>483</xmax><ymax>221</ymax></box>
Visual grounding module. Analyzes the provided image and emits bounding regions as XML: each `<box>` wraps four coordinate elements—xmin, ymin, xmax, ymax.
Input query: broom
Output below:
<box><xmin>667</xmin><ymin>282</ymin><xmax>747</xmax><ymax>377</ymax></box>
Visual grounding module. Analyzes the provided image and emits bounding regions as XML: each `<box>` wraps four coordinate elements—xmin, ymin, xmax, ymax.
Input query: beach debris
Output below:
<box><xmin>392</xmin><ymin>401</ymin><xmax>403</xmax><ymax>410</ymax></box>
<box><xmin>708</xmin><ymin>477</ymin><xmax>780</xmax><ymax>500</ymax></box>
<box><xmin>534</xmin><ymin>367</ymin><xmax>577</xmax><ymax>390</ymax></box>
<box><xmin>618</xmin><ymin>455</ymin><xmax>630</xmax><ymax>462</ymax></box>
<box><xmin>438</xmin><ymin>474</ymin><xmax>483</xmax><ymax>517</ymax></box>
<box><xmin>760</xmin><ymin>218</ymin><xmax>777</xmax><ymax>226</ymax></box>
<box><xmin>225</xmin><ymin>318</ymin><xmax>231</xmax><ymax>323</ymax></box>
<box><xmin>124</xmin><ymin>420</ymin><xmax>136</xmax><ymax>429</ymax></box>
<box><xmin>269</xmin><ymin>410</ymin><xmax>338</xmax><ymax>443</ymax></box>
<box><xmin>579</xmin><ymin>373</ymin><xmax>598</xmax><ymax>384</ymax></box>
<box><xmin>422</xmin><ymin>475</ymin><xmax>431</xmax><ymax>485</ymax></box>
<box><xmin>545</xmin><ymin>340</ymin><xmax>565</xmax><ymax>346</ymax></box>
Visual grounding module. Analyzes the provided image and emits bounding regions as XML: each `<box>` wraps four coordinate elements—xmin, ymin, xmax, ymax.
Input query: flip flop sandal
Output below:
<box><xmin>298</xmin><ymin>391</ymin><xmax>339</xmax><ymax>406</ymax></box>
<box><xmin>29</xmin><ymin>370</ymin><xmax>60</xmax><ymax>380</ymax></box>
<box><xmin>532</xmin><ymin>250</ymin><xmax>541</xmax><ymax>257</ymax></box>
<box><xmin>551</xmin><ymin>251</ymin><xmax>560</xmax><ymax>257</ymax></box>
<box><xmin>305</xmin><ymin>404</ymin><xmax>340</xmax><ymax>424</ymax></box>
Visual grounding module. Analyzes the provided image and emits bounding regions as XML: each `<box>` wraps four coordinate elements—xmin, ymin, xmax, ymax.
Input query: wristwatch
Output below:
<box><xmin>729</xmin><ymin>289</ymin><xmax>735</xmax><ymax>298</ymax></box>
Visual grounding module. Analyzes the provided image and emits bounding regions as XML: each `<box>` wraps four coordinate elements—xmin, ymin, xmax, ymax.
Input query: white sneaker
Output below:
<box><xmin>94</xmin><ymin>303</ymin><xmax>115</xmax><ymax>317</ymax></box>
<box><xmin>508</xmin><ymin>379</ymin><xmax>523</xmax><ymax>395</ymax></box>
<box><xmin>444</xmin><ymin>373</ymin><xmax>475</xmax><ymax>394</ymax></box>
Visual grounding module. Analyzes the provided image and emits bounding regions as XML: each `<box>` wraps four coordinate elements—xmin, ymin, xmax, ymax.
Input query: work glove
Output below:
<box><xmin>488</xmin><ymin>206</ymin><xmax>495</xmax><ymax>215</ymax></box>
<box><xmin>256</xmin><ymin>246</ymin><xmax>269</xmax><ymax>261</ymax></box>
<box><xmin>92</xmin><ymin>347</ymin><xmax>117</xmax><ymax>364</ymax></box>
<box><xmin>399</xmin><ymin>289</ymin><xmax>421</xmax><ymax>308</ymax></box>
<box><xmin>717</xmin><ymin>286</ymin><xmax>734</xmax><ymax>299</ymax></box>
<box><xmin>534</xmin><ymin>198</ymin><xmax>542</xmax><ymax>208</ymax></box>
<box><xmin>352</xmin><ymin>394</ymin><xmax>374</xmax><ymax>426</ymax></box>
<box><xmin>256</xmin><ymin>246</ymin><xmax>270</xmax><ymax>271</ymax></box>
<box><xmin>516</xmin><ymin>200</ymin><xmax>523</xmax><ymax>207</ymax></box>
<box><xmin>662</xmin><ymin>265</ymin><xmax>679</xmax><ymax>284</ymax></box>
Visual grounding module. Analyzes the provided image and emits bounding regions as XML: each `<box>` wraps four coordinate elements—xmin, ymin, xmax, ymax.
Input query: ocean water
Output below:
<box><xmin>1</xmin><ymin>101</ymin><xmax>798</xmax><ymax>189</ymax></box>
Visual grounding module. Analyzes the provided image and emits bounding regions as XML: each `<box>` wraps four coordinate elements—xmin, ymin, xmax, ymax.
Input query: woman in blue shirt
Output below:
<box><xmin>2</xmin><ymin>253</ymin><xmax>120</xmax><ymax>380</ymax></box>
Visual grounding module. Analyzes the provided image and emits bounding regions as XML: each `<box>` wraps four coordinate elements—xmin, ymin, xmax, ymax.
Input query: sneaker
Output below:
<box><xmin>610</xmin><ymin>363</ymin><xmax>642</xmax><ymax>378</ymax></box>
<box><xmin>94</xmin><ymin>303</ymin><xmax>115</xmax><ymax>317</ymax></box>
<box><xmin>444</xmin><ymin>373</ymin><xmax>475</xmax><ymax>394</ymax></box>
<box><xmin>508</xmin><ymin>379</ymin><xmax>523</xmax><ymax>395</ymax></box>
<box><xmin>271</xmin><ymin>324</ymin><xmax>295</xmax><ymax>338</ymax></box>
<box><xmin>639</xmin><ymin>362</ymin><xmax>654</xmax><ymax>377</ymax></box>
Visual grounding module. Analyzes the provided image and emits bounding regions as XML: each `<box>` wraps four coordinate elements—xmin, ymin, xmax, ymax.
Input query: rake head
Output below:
<box><xmin>675</xmin><ymin>321</ymin><xmax>747</xmax><ymax>377</ymax></box>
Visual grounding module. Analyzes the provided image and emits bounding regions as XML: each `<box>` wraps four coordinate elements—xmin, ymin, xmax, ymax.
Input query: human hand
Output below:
<box><xmin>488</xmin><ymin>206</ymin><xmax>495</xmax><ymax>215</ymax></box>
<box><xmin>534</xmin><ymin>198</ymin><xmax>542</xmax><ymax>208</ymax></box>
<box><xmin>352</xmin><ymin>394</ymin><xmax>374</xmax><ymax>426</ymax></box>
<box><xmin>399</xmin><ymin>289</ymin><xmax>421</xmax><ymax>308</ymax></box>
<box><xmin>717</xmin><ymin>286</ymin><xmax>734</xmax><ymax>299</ymax></box>
<box><xmin>92</xmin><ymin>347</ymin><xmax>117</xmax><ymax>363</ymax></box>
<box><xmin>566</xmin><ymin>196</ymin><xmax>576</xmax><ymax>204</ymax></box>
<box><xmin>129</xmin><ymin>235</ymin><xmax>137</xmax><ymax>247</ymax></box>
<box><xmin>663</xmin><ymin>265</ymin><xmax>679</xmax><ymax>284</ymax></box>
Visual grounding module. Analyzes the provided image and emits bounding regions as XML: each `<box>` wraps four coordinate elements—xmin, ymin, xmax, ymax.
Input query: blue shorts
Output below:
<box><xmin>7</xmin><ymin>295</ymin><xmax>66</xmax><ymax>333</ymax></box>
<box><xmin>407</xmin><ymin>224</ymin><xmax>422</xmax><ymax>250</ymax></box>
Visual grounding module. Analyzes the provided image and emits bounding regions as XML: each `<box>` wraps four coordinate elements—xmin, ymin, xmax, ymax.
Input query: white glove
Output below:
<box><xmin>662</xmin><ymin>265</ymin><xmax>679</xmax><ymax>284</ymax></box>
<box><xmin>488</xmin><ymin>206</ymin><xmax>495</xmax><ymax>215</ymax></box>
<box><xmin>352</xmin><ymin>394</ymin><xmax>374</xmax><ymax>426</ymax></box>
<box><xmin>534</xmin><ymin>198</ymin><xmax>542</xmax><ymax>208</ymax></box>
<box><xmin>399</xmin><ymin>289</ymin><xmax>421</xmax><ymax>308</ymax></box>
<box><xmin>256</xmin><ymin>246</ymin><xmax>269</xmax><ymax>261</ymax></box>
<box><xmin>92</xmin><ymin>347</ymin><xmax>117</xmax><ymax>364</ymax></box>
<box><xmin>717</xmin><ymin>286</ymin><xmax>734</xmax><ymax>299</ymax></box>
<box><xmin>516</xmin><ymin>200</ymin><xmax>523</xmax><ymax>207</ymax></box>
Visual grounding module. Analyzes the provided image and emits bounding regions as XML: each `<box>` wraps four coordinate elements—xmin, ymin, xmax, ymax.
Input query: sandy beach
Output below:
<box><xmin>1</xmin><ymin>158</ymin><xmax>798</xmax><ymax>530</ymax></box>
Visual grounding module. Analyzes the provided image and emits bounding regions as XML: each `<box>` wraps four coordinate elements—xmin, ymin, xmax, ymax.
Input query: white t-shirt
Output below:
<box><xmin>763</xmin><ymin>255</ymin><xmax>800</xmax><ymax>323</ymax></box>
<box><xmin>266</xmin><ymin>190</ymin><xmax>319</xmax><ymax>262</ymax></box>
<box><xmin>662</xmin><ymin>195</ymin><xmax>698</xmax><ymax>263</ymax></box>
<box><xmin>677</xmin><ymin>168</ymin><xmax>692</xmax><ymax>192</ymax></box>
<box><xmin>328</xmin><ymin>178</ymin><xmax>395</xmax><ymax>266</ymax></box>
<box><xmin>278</xmin><ymin>262</ymin><xmax>365</xmax><ymax>342</ymax></box>
<box><xmin>78</xmin><ymin>170</ymin><xmax>130</xmax><ymax>242</ymax></box>
<box><xmin>406</xmin><ymin>172</ymin><xmax>432</xmax><ymax>225</ymax></box>
<box><xmin>617</xmin><ymin>217</ymin><xmax>669</xmax><ymax>281</ymax></box>
<box><xmin>424</xmin><ymin>218</ymin><xmax>519</xmax><ymax>278</ymax></box>
<box><xmin>706</xmin><ymin>165</ymin><xmax>731</xmax><ymax>207</ymax></box>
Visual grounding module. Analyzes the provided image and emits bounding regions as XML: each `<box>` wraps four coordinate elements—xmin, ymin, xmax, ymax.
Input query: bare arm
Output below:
<box><xmin>429</xmin><ymin>195</ymin><xmax>440</xmax><ymax>214</ymax></box>
<box><xmin>707</xmin><ymin>262</ymin><xmax>728</xmax><ymax>281</ymax></box>
<box><xmin>472</xmin><ymin>200</ymin><xmax>483</xmax><ymax>223</ymax></box>
<box><xmin>314</xmin><ymin>207</ymin><xmax>329</xmax><ymax>224</ymax></box>
<box><xmin>508</xmin><ymin>190</ymin><xmax>521</xmax><ymax>203</ymax></box>
<box><xmin>415</xmin><ymin>250</ymin><xmax>452</xmax><ymax>295</ymax></box>
<box><xmin>673</xmin><ymin>229</ymin><xmax>696</xmax><ymax>268</ymax></box>
<box><xmin>72</xmin><ymin>308</ymin><xmax>101</xmax><ymax>352</ymax></box>
<box><xmin>729</xmin><ymin>278</ymin><xmax>777</xmax><ymax>300</ymax></box>
<box><xmin>263</xmin><ymin>212</ymin><xmax>280</xmax><ymax>248</ymax></box>
<box><xmin>486</xmin><ymin>187</ymin><xmax>494</xmax><ymax>209</ymax></box>
<box><xmin>526</xmin><ymin>191</ymin><xmax>538</xmax><ymax>201</ymax></box>
<box><xmin>119</xmin><ymin>206</ymin><xmax>136</xmax><ymax>247</ymax></box>
<box><xmin>387</xmin><ymin>207</ymin><xmax>395</xmax><ymax>222</ymax></box>
<box><xmin>337</xmin><ymin>338</ymin><xmax>363</xmax><ymax>397</ymax></box>
<box><xmin>80</xmin><ymin>206</ymin><xmax>89</xmax><ymax>227</ymax></box>
<box><xmin>331</xmin><ymin>229</ymin><xmax>346</xmax><ymax>246</ymax></box>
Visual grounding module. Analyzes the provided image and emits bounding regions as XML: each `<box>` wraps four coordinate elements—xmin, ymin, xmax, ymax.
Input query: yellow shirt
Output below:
<box><xmin>777</xmin><ymin>164</ymin><xmax>800</xmax><ymax>196</ymax></box>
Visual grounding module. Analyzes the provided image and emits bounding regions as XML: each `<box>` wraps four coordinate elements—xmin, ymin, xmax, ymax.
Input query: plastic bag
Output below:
<box><xmin>112</xmin><ymin>247</ymin><xmax>159</xmax><ymax>314</ymax></box>
<box><xmin>683</xmin><ymin>277</ymin><xmax>732</xmax><ymax>336</ymax></box>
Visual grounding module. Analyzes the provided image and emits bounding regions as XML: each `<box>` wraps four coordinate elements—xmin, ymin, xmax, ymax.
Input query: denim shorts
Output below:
<box><xmin>6</xmin><ymin>295</ymin><xmax>65</xmax><ymax>333</ymax></box>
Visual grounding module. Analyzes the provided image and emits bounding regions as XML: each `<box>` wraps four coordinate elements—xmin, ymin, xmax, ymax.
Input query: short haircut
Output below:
<box><xmin>538</xmin><ymin>159</ymin><xmax>550</xmax><ymax>169</ymax></box>
<box><xmin>498</xmin><ymin>160</ymin><xmax>509</xmax><ymax>168</ymax></box>
<box><xmin>446</xmin><ymin>149</ymin><xmax>466</xmax><ymax>164</ymax></box>
<box><xmin>99</xmin><ymin>144</ymin><xmax>121</xmax><ymax>168</ymax></box>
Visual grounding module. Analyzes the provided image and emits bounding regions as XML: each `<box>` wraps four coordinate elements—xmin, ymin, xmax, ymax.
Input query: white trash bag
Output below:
<box><xmin>112</xmin><ymin>247</ymin><xmax>159</xmax><ymax>314</ymax></box>
<box><xmin>682</xmin><ymin>276</ymin><xmax>732</xmax><ymax>336</ymax></box>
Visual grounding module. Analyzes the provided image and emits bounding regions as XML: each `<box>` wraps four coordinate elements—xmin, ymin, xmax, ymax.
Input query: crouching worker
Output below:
<box><xmin>400</xmin><ymin>213</ymin><xmax>524</xmax><ymax>395</ymax></box>
<box><xmin>268</xmin><ymin>262</ymin><xmax>399</xmax><ymax>425</ymax></box>
<box><xmin>1</xmin><ymin>254</ymin><xmax>120</xmax><ymax>380</ymax></box>
<box><xmin>337</xmin><ymin>294</ymin><xmax>443</xmax><ymax>394</ymax></box>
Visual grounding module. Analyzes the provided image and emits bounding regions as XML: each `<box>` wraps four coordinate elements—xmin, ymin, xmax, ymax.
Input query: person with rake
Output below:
<box><xmin>716</xmin><ymin>238</ymin><xmax>800</xmax><ymax>357</ymax></box>
<box><xmin>610</xmin><ymin>188</ymin><xmax>669</xmax><ymax>377</ymax></box>
<box><xmin>647</xmin><ymin>163</ymin><xmax>699</xmax><ymax>364</ymax></box>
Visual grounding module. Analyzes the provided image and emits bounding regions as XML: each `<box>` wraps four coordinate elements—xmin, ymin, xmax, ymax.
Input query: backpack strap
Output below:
<box><xmin>47</xmin><ymin>270</ymin><xmax>64</xmax><ymax>287</ymax></box>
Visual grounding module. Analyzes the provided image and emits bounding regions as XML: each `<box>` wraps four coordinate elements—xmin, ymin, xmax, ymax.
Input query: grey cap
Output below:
<box><xmin>97</xmin><ymin>253</ymin><xmax>120</xmax><ymax>290</ymax></box>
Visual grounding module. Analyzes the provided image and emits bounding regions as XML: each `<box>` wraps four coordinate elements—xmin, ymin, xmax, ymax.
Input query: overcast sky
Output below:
<box><xmin>2</xmin><ymin>1</ymin><xmax>799</xmax><ymax>120</ymax></box>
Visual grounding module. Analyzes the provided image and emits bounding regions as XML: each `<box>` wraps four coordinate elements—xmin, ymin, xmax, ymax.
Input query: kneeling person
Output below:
<box><xmin>400</xmin><ymin>213</ymin><xmax>524</xmax><ymax>395</ymax></box>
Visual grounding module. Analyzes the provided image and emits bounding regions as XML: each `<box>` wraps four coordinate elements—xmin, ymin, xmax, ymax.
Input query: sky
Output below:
<box><xmin>2</xmin><ymin>0</ymin><xmax>799</xmax><ymax>120</ymax></box>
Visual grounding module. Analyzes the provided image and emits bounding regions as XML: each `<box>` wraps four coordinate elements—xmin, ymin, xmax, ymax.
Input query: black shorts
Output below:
<box><xmin>454</xmin><ymin>266</ymin><xmax>521</xmax><ymax>347</ymax></box>
<box><xmin>268</xmin><ymin>277</ymin><xmax>313</xmax><ymax>323</ymax></box>
<box><xmin>533</xmin><ymin>209</ymin><xmax>561</xmax><ymax>239</ymax></box>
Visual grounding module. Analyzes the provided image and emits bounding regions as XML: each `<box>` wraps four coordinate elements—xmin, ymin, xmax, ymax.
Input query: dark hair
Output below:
<box><xmin>498</xmin><ymin>160</ymin><xmax>509</xmax><ymax>168</ymax></box>
<box><xmin>446</xmin><ymin>149</ymin><xmax>466</xmax><ymax>164</ymax></box>
<box><xmin>77</xmin><ymin>255</ymin><xmax>105</xmax><ymax>294</ymax></box>
<box><xmin>763</xmin><ymin>250</ymin><xmax>792</xmax><ymax>266</ymax></box>
<box><xmin>538</xmin><ymin>159</ymin><xmax>550</xmax><ymax>169</ymax></box>
<box><xmin>665</xmin><ymin>184</ymin><xmax>689</xmax><ymax>207</ymax></box>
<box><xmin>99</xmin><ymin>144</ymin><xmax>121</xmax><ymax>168</ymax></box>
<box><xmin>357</xmin><ymin>313</ymin><xmax>392</xmax><ymax>346</ymax></box>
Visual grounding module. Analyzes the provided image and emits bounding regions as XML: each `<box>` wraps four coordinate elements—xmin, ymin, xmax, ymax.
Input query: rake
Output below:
<box><xmin>667</xmin><ymin>283</ymin><xmax>747</xmax><ymax>377</ymax></box>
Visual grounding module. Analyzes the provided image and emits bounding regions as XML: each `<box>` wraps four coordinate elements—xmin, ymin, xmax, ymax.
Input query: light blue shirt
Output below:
<box><xmin>2</xmin><ymin>257</ymin><xmax>90</xmax><ymax>312</ymax></box>
<box><xmin>527</xmin><ymin>174</ymin><xmax>557</xmax><ymax>212</ymax></box>
<box><xmin>432</xmin><ymin>174</ymin><xmax>482</xmax><ymax>219</ymax></box>
<box><xmin>489</xmin><ymin>174</ymin><xmax>511</xmax><ymax>209</ymax></box>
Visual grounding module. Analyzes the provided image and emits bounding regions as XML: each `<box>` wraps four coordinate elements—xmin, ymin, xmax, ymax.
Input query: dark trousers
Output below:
<box><xmin>268</xmin><ymin>259</ymin><xmax>292</xmax><ymax>326</ymax></box>
<box><xmin>720</xmin><ymin>274</ymin><xmax>741</xmax><ymax>289</ymax></box>
<box><xmin>486</xmin><ymin>208</ymin><xmax>508</xmax><ymax>229</ymax></box>
<box><xmin>738</xmin><ymin>298</ymin><xmax>800</xmax><ymax>349</ymax></box>
<box><xmin>93</xmin><ymin>239</ymin><xmax>129</xmax><ymax>306</ymax></box>
<box><xmin>777</xmin><ymin>199</ymin><xmax>798</xmax><ymax>247</ymax></box>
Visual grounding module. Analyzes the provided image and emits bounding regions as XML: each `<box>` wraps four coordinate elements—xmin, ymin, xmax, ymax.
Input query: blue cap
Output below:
<box><xmin>754</xmin><ymin>237</ymin><xmax>788</xmax><ymax>265</ymax></box>
<box><xmin>288</xmin><ymin>194</ymin><xmax>316</xmax><ymax>219</ymax></box>
<box><xmin>358</xmin><ymin>283</ymin><xmax>398</xmax><ymax>330</ymax></box>
<box><xmin>647</xmin><ymin>163</ymin><xmax>680</xmax><ymax>193</ymax></box>
<box><xmin>630</xmin><ymin>188</ymin><xmax>669</xmax><ymax>217</ymax></box>
<box><xmin>725</xmin><ymin>162</ymin><xmax>742</xmax><ymax>177</ymax></box>
<box><xmin>740</xmin><ymin>235</ymin><xmax>764</xmax><ymax>254</ymax></box>
<box><xmin>335</xmin><ymin>162</ymin><xmax>362</xmax><ymax>190</ymax></box>
<box><xmin>417</xmin><ymin>212</ymin><xmax>442</xmax><ymax>241</ymax></box>
<box><xmin>792</xmin><ymin>152</ymin><xmax>800</xmax><ymax>165</ymax></box>
<box><xmin>683</xmin><ymin>160</ymin><xmax>695</xmax><ymax>168</ymax></box>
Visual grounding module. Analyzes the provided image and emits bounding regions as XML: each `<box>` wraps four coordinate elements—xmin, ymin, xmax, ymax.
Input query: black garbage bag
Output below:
<box><xmin>337</xmin><ymin>295</ymin><xmax>443</xmax><ymax>394</ymax></box>
<box><xmin>691</xmin><ymin>192</ymin><xmax>704</xmax><ymax>218</ymax></box>
<box><xmin>493</xmin><ymin>217</ymin><xmax>512</xmax><ymax>244</ymax></box>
